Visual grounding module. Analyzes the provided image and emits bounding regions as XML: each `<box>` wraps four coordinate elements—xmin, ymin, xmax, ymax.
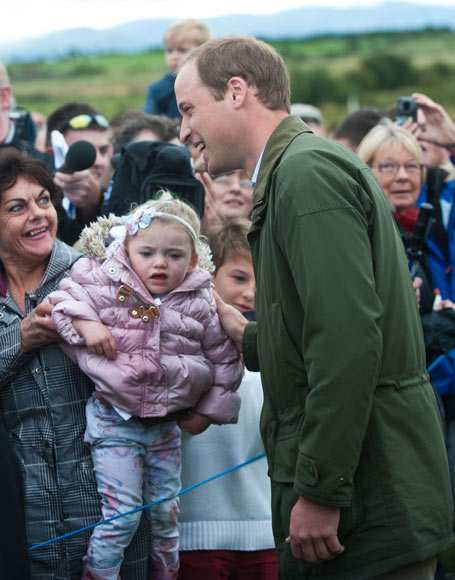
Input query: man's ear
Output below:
<box><xmin>227</xmin><ymin>77</ymin><xmax>248</xmax><ymax>108</ymax></box>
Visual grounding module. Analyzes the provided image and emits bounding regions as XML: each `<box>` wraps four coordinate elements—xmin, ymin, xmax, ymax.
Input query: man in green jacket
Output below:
<box><xmin>175</xmin><ymin>35</ymin><xmax>454</xmax><ymax>580</ymax></box>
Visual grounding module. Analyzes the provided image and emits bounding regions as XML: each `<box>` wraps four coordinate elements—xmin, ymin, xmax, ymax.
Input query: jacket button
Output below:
<box><xmin>155</xmin><ymin>404</ymin><xmax>164</xmax><ymax>412</ymax></box>
<box><xmin>56</xmin><ymin>440</ymin><xmax>61</xmax><ymax>446</ymax></box>
<box><xmin>109</xmin><ymin>267</ymin><xmax>116</xmax><ymax>274</ymax></box>
<box><xmin>339</xmin><ymin>477</ymin><xmax>345</xmax><ymax>483</ymax></box>
<box><xmin>0</xmin><ymin>312</ymin><xmax>3</xmax><ymax>319</ymax></box>
<box><xmin>35</xmin><ymin>367</ymin><xmax>42</xmax><ymax>374</ymax></box>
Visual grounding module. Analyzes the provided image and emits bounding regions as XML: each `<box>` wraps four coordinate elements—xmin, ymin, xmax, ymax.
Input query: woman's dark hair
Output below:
<box><xmin>0</xmin><ymin>147</ymin><xmax>60</xmax><ymax>204</ymax></box>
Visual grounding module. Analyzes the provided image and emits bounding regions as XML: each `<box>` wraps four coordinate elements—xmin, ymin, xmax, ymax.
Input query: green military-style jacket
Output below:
<box><xmin>243</xmin><ymin>116</ymin><xmax>454</xmax><ymax>579</ymax></box>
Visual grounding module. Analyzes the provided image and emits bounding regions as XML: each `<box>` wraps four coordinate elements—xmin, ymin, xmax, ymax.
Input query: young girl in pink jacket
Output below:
<box><xmin>48</xmin><ymin>194</ymin><xmax>243</xmax><ymax>580</ymax></box>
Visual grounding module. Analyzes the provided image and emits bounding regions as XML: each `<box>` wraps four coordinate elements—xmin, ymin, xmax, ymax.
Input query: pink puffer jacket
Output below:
<box><xmin>48</xmin><ymin>239</ymin><xmax>242</xmax><ymax>424</ymax></box>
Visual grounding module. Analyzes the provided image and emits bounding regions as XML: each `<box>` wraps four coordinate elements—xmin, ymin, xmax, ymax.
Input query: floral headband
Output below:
<box><xmin>110</xmin><ymin>206</ymin><xmax>198</xmax><ymax>244</ymax></box>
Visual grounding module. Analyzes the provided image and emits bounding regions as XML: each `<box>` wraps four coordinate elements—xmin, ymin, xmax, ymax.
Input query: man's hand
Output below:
<box><xmin>178</xmin><ymin>411</ymin><xmax>211</xmax><ymax>435</ymax></box>
<box><xmin>54</xmin><ymin>169</ymin><xmax>102</xmax><ymax>223</ymax></box>
<box><xmin>286</xmin><ymin>497</ymin><xmax>345</xmax><ymax>563</ymax></box>
<box><xmin>72</xmin><ymin>319</ymin><xmax>118</xmax><ymax>359</ymax></box>
<box><xmin>20</xmin><ymin>302</ymin><xmax>61</xmax><ymax>352</ymax></box>
<box><xmin>214</xmin><ymin>291</ymin><xmax>248</xmax><ymax>354</ymax></box>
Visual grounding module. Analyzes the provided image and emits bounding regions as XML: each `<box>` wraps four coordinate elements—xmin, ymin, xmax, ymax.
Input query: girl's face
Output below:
<box><xmin>126</xmin><ymin>221</ymin><xmax>197</xmax><ymax>295</ymax></box>
<box><xmin>371</xmin><ymin>145</ymin><xmax>422</xmax><ymax>214</ymax></box>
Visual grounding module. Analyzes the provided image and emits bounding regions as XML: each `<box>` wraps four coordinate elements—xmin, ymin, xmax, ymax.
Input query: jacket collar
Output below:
<box><xmin>0</xmin><ymin>238</ymin><xmax>82</xmax><ymax>299</ymax></box>
<box><xmin>41</xmin><ymin>238</ymin><xmax>83</xmax><ymax>288</ymax></box>
<box><xmin>252</xmin><ymin>115</ymin><xmax>312</xmax><ymax>206</ymax></box>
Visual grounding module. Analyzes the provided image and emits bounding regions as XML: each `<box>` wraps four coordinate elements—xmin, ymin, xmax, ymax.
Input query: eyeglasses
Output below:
<box><xmin>61</xmin><ymin>113</ymin><xmax>109</xmax><ymax>132</ymax></box>
<box><xmin>371</xmin><ymin>161</ymin><xmax>423</xmax><ymax>176</ymax></box>
<box><xmin>213</xmin><ymin>176</ymin><xmax>253</xmax><ymax>190</ymax></box>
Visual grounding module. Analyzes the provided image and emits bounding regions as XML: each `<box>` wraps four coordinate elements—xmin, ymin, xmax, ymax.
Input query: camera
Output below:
<box><xmin>396</xmin><ymin>96</ymin><xmax>418</xmax><ymax>125</ymax></box>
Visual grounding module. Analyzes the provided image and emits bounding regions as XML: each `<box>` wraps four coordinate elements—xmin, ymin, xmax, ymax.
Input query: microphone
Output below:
<box><xmin>57</xmin><ymin>140</ymin><xmax>97</xmax><ymax>174</ymax></box>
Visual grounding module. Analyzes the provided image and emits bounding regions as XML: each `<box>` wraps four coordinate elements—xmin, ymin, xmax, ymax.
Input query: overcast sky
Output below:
<box><xmin>0</xmin><ymin>0</ymin><xmax>453</xmax><ymax>44</ymax></box>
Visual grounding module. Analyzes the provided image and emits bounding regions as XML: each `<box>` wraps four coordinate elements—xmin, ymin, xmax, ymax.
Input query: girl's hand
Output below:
<box><xmin>73</xmin><ymin>319</ymin><xmax>118</xmax><ymax>359</ymax></box>
<box><xmin>178</xmin><ymin>411</ymin><xmax>211</xmax><ymax>435</ymax></box>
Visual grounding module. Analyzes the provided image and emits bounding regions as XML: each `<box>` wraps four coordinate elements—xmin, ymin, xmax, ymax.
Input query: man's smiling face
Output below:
<box><xmin>175</xmin><ymin>60</ymin><xmax>238</xmax><ymax>176</ymax></box>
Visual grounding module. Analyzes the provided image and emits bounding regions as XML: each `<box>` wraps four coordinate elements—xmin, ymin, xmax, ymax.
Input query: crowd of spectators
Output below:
<box><xmin>0</xmin><ymin>19</ymin><xmax>455</xmax><ymax>580</ymax></box>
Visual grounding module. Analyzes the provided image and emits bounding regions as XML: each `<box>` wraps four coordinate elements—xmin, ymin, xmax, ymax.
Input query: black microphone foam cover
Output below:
<box><xmin>59</xmin><ymin>140</ymin><xmax>97</xmax><ymax>173</ymax></box>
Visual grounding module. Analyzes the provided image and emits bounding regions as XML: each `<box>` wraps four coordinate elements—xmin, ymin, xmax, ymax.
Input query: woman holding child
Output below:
<box><xmin>0</xmin><ymin>147</ymin><xmax>149</xmax><ymax>579</ymax></box>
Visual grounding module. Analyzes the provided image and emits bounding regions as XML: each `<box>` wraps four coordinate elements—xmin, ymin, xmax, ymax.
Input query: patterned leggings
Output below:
<box><xmin>83</xmin><ymin>394</ymin><xmax>181</xmax><ymax>580</ymax></box>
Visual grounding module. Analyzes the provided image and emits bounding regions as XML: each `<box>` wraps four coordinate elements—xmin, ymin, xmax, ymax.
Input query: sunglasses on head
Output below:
<box><xmin>62</xmin><ymin>113</ymin><xmax>109</xmax><ymax>132</ymax></box>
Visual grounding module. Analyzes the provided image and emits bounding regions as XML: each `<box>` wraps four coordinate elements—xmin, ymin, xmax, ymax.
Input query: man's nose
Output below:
<box><xmin>179</xmin><ymin>119</ymin><xmax>190</xmax><ymax>145</ymax></box>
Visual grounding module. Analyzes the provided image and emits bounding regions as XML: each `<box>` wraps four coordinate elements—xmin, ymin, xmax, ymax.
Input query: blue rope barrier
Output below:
<box><xmin>29</xmin><ymin>452</ymin><xmax>266</xmax><ymax>552</ymax></box>
<box><xmin>27</xmin><ymin>349</ymin><xmax>454</xmax><ymax>552</ymax></box>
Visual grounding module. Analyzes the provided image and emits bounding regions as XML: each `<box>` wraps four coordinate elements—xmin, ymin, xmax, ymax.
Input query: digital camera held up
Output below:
<box><xmin>396</xmin><ymin>96</ymin><xmax>418</xmax><ymax>126</ymax></box>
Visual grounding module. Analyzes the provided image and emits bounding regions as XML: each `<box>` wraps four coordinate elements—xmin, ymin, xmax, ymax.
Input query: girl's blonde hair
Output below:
<box><xmin>125</xmin><ymin>192</ymin><xmax>201</xmax><ymax>254</ymax></box>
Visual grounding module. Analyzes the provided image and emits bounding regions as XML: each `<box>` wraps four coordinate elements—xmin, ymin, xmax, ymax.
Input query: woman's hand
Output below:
<box><xmin>178</xmin><ymin>411</ymin><xmax>211</xmax><ymax>435</ymax></box>
<box><xmin>196</xmin><ymin>171</ymin><xmax>221</xmax><ymax>234</ymax></box>
<box><xmin>412</xmin><ymin>92</ymin><xmax>455</xmax><ymax>153</ymax></box>
<box><xmin>72</xmin><ymin>319</ymin><xmax>118</xmax><ymax>360</ymax></box>
<box><xmin>20</xmin><ymin>302</ymin><xmax>61</xmax><ymax>352</ymax></box>
<box><xmin>413</xmin><ymin>276</ymin><xmax>423</xmax><ymax>309</ymax></box>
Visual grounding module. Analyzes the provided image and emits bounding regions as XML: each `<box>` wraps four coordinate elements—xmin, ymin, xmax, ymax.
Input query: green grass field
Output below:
<box><xmin>7</xmin><ymin>28</ymin><xmax>455</xmax><ymax>126</ymax></box>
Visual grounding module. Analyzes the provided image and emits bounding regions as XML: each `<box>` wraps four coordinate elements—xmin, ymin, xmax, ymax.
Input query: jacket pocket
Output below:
<box><xmin>263</xmin><ymin>408</ymin><xmax>304</xmax><ymax>483</ymax></box>
<box><xmin>269</xmin><ymin>302</ymin><xmax>308</xmax><ymax>388</ymax></box>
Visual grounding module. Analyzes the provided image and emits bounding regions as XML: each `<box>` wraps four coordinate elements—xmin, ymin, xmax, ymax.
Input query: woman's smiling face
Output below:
<box><xmin>0</xmin><ymin>176</ymin><xmax>57</xmax><ymax>265</ymax></box>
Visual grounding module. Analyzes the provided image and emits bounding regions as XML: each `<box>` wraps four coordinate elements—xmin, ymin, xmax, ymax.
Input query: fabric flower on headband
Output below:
<box><xmin>122</xmin><ymin>207</ymin><xmax>157</xmax><ymax>237</ymax></box>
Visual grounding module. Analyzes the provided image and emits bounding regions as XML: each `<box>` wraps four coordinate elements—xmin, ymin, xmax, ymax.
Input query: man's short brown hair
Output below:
<box><xmin>208</xmin><ymin>217</ymin><xmax>252</xmax><ymax>273</ymax></box>
<box><xmin>184</xmin><ymin>35</ymin><xmax>290</xmax><ymax>113</ymax></box>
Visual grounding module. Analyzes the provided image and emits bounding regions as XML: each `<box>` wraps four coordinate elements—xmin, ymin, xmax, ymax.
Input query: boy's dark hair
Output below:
<box><xmin>111</xmin><ymin>113</ymin><xmax>172</xmax><ymax>154</ymax></box>
<box><xmin>208</xmin><ymin>217</ymin><xmax>252</xmax><ymax>273</ymax></box>
<box><xmin>331</xmin><ymin>107</ymin><xmax>384</xmax><ymax>150</ymax></box>
<box><xmin>45</xmin><ymin>101</ymin><xmax>106</xmax><ymax>147</ymax></box>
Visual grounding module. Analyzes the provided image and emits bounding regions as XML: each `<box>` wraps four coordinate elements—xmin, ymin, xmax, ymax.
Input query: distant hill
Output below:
<box><xmin>1</xmin><ymin>1</ymin><xmax>454</xmax><ymax>62</ymax></box>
